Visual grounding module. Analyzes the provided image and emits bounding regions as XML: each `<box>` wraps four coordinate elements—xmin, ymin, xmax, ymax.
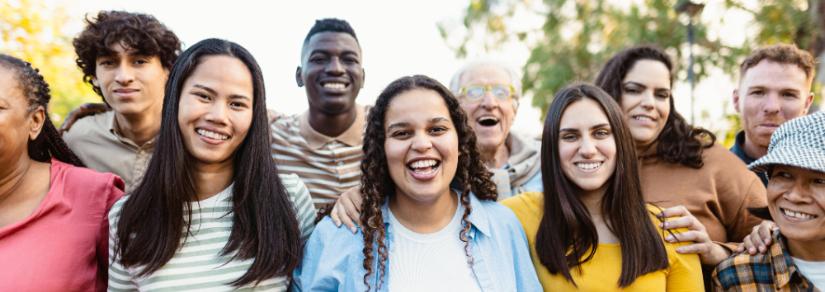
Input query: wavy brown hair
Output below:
<box><xmin>359</xmin><ymin>75</ymin><xmax>497</xmax><ymax>291</ymax></box>
<box><xmin>73</xmin><ymin>10</ymin><xmax>181</xmax><ymax>98</ymax></box>
<box><xmin>536</xmin><ymin>83</ymin><xmax>669</xmax><ymax>287</ymax></box>
<box><xmin>594</xmin><ymin>45</ymin><xmax>714</xmax><ymax>168</ymax></box>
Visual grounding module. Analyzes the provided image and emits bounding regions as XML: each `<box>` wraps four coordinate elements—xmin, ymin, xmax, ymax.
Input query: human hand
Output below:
<box><xmin>659</xmin><ymin>205</ymin><xmax>730</xmax><ymax>265</ymax></box>
<box><xmin>736</xmin><ymin>220</ymin><xmax>777</xmax><ymax>255</ymax></box>
<box><xmin>59</xmin><ymin>103</ymin><xmax>108</xmax><ymax>134</ymax></box>
<box><xmin>330</xmin><ymin>187</ymin><xmax>363</xmax><ymax>233</ymax></box>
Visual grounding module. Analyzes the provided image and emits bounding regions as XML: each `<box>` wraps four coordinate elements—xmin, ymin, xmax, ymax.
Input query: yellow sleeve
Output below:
<box><xmin>665</xmin><ymin>239</ymin><xmax>704</xmax><ymax>292</ymax></box>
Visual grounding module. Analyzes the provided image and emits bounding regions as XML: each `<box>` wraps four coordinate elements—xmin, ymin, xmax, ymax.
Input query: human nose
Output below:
<box><xmin>578</xmin><ymin>136</ymin><xmax>597</xmax><ymax>158</ymax></box>
<box><xmin>325</xmin><ymin>57</ymin><xmax>345</xmax><ymax>75</ymax></box>
<box><xmin>114</xmin><ymin>61</ymin><xmax>134</xmax><ymax>85</ymax></box>
<box><xmin>410</xmin><ymin>132</ymin><xmax>433</xmax><ymax>152</ymax></box>
<box><xmin>639</xmin><ymin>90</ymin><xmax>655</xmax><ymax>110</ymax></box>
<box><xmin>205</xmin><ymin>102</ymin><xmax>229</xmax><ymax>125</ymax></box>
<box><xmin>480</xmin><ymin>88</ymin><xmax>500</xmax><ymax>109</ymax></box>
<box><xmin>763</xmin><ymin>92</ymin><xmax>781</xmax><ymax>114</ymax></box>
<box><xmin>783</xmin><ymin>180</ymin><xmax>813</xmax><ymax>204</ymax></box>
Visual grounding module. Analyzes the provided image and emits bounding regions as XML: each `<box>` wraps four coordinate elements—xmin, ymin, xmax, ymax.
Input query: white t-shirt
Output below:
<box><xmin>793</xmin><ymin>257</ymin><xmax>825</xmax><ymax>289</ymax></box>
<box><xmin>387</xmin><ymin>202</ymin><xmax>483</xmax><ymax>292</ymax></box>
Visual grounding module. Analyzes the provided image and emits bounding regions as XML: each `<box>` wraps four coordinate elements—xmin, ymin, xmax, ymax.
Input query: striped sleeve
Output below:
<box><xmin>107</xmin><ymin>197</ymin><xmax>138</xmax><ymax>292</ymax></box>
<box><xmin>280</xmin><ymin>174</ymin><xmax>317</xmax><ymax>243</ymax></box>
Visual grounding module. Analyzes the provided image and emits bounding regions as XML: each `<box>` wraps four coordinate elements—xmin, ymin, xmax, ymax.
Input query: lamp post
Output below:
<box><xmin>676</xmin><ymin>0</ymin><xmax>704</xmax><ymax>124</ymax></box>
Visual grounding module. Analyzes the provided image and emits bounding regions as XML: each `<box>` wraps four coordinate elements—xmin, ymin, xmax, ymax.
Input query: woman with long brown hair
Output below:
<box><xmin>293</xmin><ymin>75</ymin><xmax>540</xmax><ymax>291</ymax></box>
<box><xmin>502</xmin><ymin>83</ymin><xmax>703</xmax><ymax>290</ymax></box>
<box><xmin>594</xmin><ymin>46</ymin><xmax>766</xmax><ymax>274</ymax></box>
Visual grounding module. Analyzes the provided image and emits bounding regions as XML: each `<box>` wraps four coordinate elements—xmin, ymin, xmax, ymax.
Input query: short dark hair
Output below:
<box><xmin>73</xmin><ymin>10</ymin><xmax>181</xmax><ymax>97</ymax></box>
<box><xmin>739</xmin><ymin>44</ymin><xmax>816</xmax><ymax>82</ymax></box>
<box><xmin>594</xmin><ymin>45</ymin><xmax>715</xmax><ymax>169</ymax></box>
<box><xmin>0</xmin><ymin>54</ymin><xmax>83</xmax><ymax>166</ymax></box>
<box><xmin>302</xmin><ymin>18</ymin><xmax>359</xmax><ymax>46</ymax></box>
<box><xmin>114</xmin><ymin>39</ymin><xmax>301</xmax><ymax>287</ymax></box>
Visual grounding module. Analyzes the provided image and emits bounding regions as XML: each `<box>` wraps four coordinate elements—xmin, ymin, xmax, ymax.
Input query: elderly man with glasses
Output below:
<box><xmin>449</xmin><ymin>61</ymin><xmax>542</xmax><ymax>199</ymax></box>
<box><xmin>713</xmin><ymin>111</ymin><xmax>825</xmax><ymax>291</ymax></box>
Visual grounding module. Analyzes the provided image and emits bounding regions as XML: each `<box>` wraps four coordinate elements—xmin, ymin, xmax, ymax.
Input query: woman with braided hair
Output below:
<box><xmin>293</xmin><ymin>75</ymin><xmax>540</xmax><ymax>291</ymax></box>
<box><xmin>0</xmin><ymin>54</ymin><xmax>124</xmax><ymax>291</ymax></box>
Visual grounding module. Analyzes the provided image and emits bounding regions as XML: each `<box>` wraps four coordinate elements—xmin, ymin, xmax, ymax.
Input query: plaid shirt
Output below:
<box><xmin>713</xmin><ymin>230</ymin><xmax>820</xmax><ymax>292</ymax></box>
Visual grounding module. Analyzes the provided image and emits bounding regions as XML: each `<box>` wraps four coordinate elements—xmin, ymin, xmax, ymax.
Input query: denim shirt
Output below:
<box><xmin>292</xmin><ymin>191</ymin><xmax>541</xmax><ymax>292</ymax></box>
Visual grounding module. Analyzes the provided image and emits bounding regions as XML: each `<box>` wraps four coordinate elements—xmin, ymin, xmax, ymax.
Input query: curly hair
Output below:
<box><xmin>0</xmin><ymin>54</ymin><xmax>83</xmax><ymax>166</ymax></box>
<box><xmin>72</xmin><ymin>10</ymin><xmax>181</xmax><ymax>98</ymax></box>
<box><xmin>594</xmin><ymin>45</ymin><xmax>715</xmax><ymax>168</ymax></box>
<box><xmin>358</xmin><ymin>75</ymin><xmax>497</xmax><ymax>291</ymax></box>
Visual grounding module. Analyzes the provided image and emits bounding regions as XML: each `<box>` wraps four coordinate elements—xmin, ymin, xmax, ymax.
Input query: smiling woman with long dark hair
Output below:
<box><xmin>108</xmin><ymin>39</ymin><xmax>315</xmax><ymax>291</ymax></box>
<box><xmin>502</xmin><ymin>83</ymin><xmax>703</xmax><ymax>291</ymax></box>
<box><xmin>293</xmin><ymin>75</ymin><xmax>540</xmax><ymax>291</ymax></box>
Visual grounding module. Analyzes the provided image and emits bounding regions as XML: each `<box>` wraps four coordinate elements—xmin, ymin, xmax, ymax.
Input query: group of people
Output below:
<box><xmin>0</xmin><ymin>9</ymin><xmax>822</xmax><ymax>292</ymax></box>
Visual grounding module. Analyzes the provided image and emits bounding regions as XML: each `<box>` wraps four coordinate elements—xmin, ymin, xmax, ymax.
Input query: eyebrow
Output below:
<box><xmin>193</xmin><ymin>84</ymin><xmax>251</xmax><ymax>100</ymax></box>
<box><xmin>559</xmin><ymin>123</ymin><xmax>610</xmax><ymax>132</ymax></box>
<box><xmin>386</xmin><ymin>117</ymin><xmax>450</xmax><ymax>131</ymax></box>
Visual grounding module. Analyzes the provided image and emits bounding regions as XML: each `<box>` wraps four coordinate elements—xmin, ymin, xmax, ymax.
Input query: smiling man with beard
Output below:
<box><xmin>448</xmin><ymin>61</ymin><xmax>542</xmax><ymax>199</ymax></box>
<box><xmin>270</xmin><ymin>18</ymin><xmax>367</xmax><ymax>208</ymax></box>
<box><xmin>731</xmin><ymin>44</ymin><xmax>815</xmax><ymax>186</ymax></box>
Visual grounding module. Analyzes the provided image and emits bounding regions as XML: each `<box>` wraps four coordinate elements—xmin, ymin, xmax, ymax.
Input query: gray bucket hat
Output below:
<box><xmin>748</xmin><ymin>111</ymin><xmax>825</xmax><ymax>175</ymax></box>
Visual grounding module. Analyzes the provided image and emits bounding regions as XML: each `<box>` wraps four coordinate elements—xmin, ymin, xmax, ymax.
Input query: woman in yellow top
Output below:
<box><xmin>501</xmin><ymin>83</ymin><xmax>702</xmax><ymax>291</ymax></box>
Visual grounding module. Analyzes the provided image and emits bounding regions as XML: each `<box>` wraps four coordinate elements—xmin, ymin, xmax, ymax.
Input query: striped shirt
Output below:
<box><xmin>108</xmin><ymin>174</ymin><xmax>316</xmax><ymax>291</ymax></box>
<box><xmin>270</xmin><ymin>106</ymin><xmax>367</xmax><ymax>207</ymax></box>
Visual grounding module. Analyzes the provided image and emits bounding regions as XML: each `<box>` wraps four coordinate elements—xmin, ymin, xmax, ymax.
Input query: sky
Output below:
<box><xmin>55</xmin><ymin>0</ymin><xmax>757</xmax><ymax>138</ymax></box>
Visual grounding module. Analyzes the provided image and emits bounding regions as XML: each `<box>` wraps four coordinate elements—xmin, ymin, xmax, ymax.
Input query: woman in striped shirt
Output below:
<box><xmin>108</xmin><ymin>38</ymin><xmax>315</xmax><ymax>291</ymax></box>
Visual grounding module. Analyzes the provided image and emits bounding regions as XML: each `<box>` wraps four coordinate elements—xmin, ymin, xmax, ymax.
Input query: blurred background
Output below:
<box><xmin>1</xmin><ymin>0</ymin><xmax>821</xmax><ymax>146</ymax></box>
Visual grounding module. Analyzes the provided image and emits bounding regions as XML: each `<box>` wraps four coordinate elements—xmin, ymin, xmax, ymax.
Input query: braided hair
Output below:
<box><xmin>0</xmin><ymin>54</ymin><xmax>84</xmax><ymax>166</ymax></box>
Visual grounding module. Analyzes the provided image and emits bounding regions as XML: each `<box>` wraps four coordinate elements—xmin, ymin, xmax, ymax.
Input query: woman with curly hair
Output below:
<box><xmin>0</xmin><ymin>54</ymin><xmax>124</xmax><ymax>291</ymax></box>
<box><xmin>503</xmin><ymin>83</ymin><xmax>702</xmax><ymax>291</ymax></box>
<box><xmin>593</xmin><ymin>46</ymin><xmax>767</xmax><ymax>275</ymax></box>
<box><xmin>293</xmin><ymin>75</ymin><xmax>540</xmax><ymax>291</ymax></box>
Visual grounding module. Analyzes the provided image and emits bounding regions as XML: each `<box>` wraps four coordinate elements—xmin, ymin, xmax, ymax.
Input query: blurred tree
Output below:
<box><xmin>1</xmin><ymin>0</ymin><xmax>96</xmax><ymax>124</ymax></box>
<box><xmin>441</xmin><ymin>0</ymin><xmax>821</xmax><ymax>145</ymax></box>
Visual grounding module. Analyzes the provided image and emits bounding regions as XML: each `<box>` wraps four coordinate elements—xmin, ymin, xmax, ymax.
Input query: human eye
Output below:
<box><xmin>749</xmin><ymin>89</ymin><xmax>765</xmax><ymax>96</ymax></box>
<box><xmin>309</xmin><ymin>54</ymin><xmax>327</xmax><ymax>64</ymax></box>
<box><xmin>389</xmin><ymin>129</ymin><xmax>410</xmax><ymax>139</ymax></box>
<box><xmin>229</xmin><ymin>100</ymin><xmax>250</xmax><ymax>110</ymax></box>
<box><xmin>781</xmin><ymin>91</ymin><xmax>799</xmax><ymax>99</ymax></box>
<box><xmin>343</xmin><ymin>55</ymin><xmax>360</xmax><ymax>64</ymax></box>
<box><xmin>655</xmin><ymin>90</ymin><xmax>671</xmax><ymax>100</ymax></box>
<box><xmin>560</xmin><ymin>132</ymin><xmax>578</xmax><ymax>141</ymax></box>
<box><xmin>464</xmin><ymin>86</ymin><xmax>485</xmax><ymax>99</ymax></box>
<box><xmin>622</xmin><ymin>85</ymin><xmax>641</xmax><ymax>94</ymax></box>
<box><xmin>772</xmin><ymin>169</ymin><xmax>792</xmax><ymax>180</ymax></box>
<box><xmin>594</xmin><ymin>128</ymin><xmax>612</xmax><ymax>138</ymax></box>
<box><xmin>192</xmin><ymin>91</ymin><xmax>211</xmax><ymax>102</ymax></box>
<box><xmin>97</xmin><ymin>58</ymin><xmax>115</xmax><ymax>66</ymax></box>
<box><xmin>429</xmin><ymin>125</ymin><xmax>449</xmax><ymax>135</ymax></box>
<box><xmin>492</xmin><ymin>86</ymin><xmax>512</xmax><ymax>99</ymax></box>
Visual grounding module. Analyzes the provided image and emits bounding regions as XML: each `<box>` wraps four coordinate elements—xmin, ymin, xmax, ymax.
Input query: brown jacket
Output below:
<box><xmin>639</xmin><ymin>143</ymin><xmax>767</xmax><ymax>243</ymax></box>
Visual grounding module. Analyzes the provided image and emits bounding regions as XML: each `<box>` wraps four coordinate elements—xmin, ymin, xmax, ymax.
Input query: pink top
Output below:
<box><xmin>0</xmin><ymin>159</ymin><xmax>124</xmax><ymax>292</ymax></box>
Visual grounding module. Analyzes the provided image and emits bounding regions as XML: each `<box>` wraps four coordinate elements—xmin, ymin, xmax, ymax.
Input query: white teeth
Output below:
<box><xmin>782</xmin><ymin>208</ymin><xmax>817</xmax><ymax>220</ymax></box>
<box><xmin>410</xmin><ymin>159</ymin><xmax>437</xmax><ymax>169</ymax></box>
<box><xmin>323</xmin><ymin>83</ymin><xmax>346</xmax><ymax>90</ymax></box>
<box><xmin>197</xmin><ymin>129</ymin><xmax>229</xmax><ymax>140</ymax></box>
<box><xmin>575</xmin><ymin>162</ymin><xmax>602</xmax><ymax>170</ymax></box>
<box><xmin>634</xmin><ymin>115</ymin><xmax>653</xmax><ymax>122</ymax></box>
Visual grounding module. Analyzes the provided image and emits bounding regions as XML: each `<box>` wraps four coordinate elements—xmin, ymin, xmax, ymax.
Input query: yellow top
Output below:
<box><xmin>501</xmin><ymin>192</ymin><xmax>703</xmax><ymax>292</ymax></box>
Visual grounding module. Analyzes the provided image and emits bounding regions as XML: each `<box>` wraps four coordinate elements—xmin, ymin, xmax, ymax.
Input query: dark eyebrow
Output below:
<box><xmin>430</xmin><ymin>117</ymin><xmax>450</xmax><ymax>123</ymax></box>
<box><xmin>622</xmin><ymin>81</ymin><xmax>646</xmax><ymax>88</ymax></box>
<box><xmin>591</xmin><ymin>123</ymin><xmax>610</xmax><ymax>130</ymax></box>
<box><xmin>193</xmin><ymin>84</ymin><xmax>217</xmax><ymax>95</ymax></box>
<box><xmin>559</xmin><ymin>128</ymin><xmax>579</xmax><ymax>133</ymax></box>
<box><xmin>386</xmin><ymin>122</ymin><xmax>409</xmax><ymax>132</ymax></box>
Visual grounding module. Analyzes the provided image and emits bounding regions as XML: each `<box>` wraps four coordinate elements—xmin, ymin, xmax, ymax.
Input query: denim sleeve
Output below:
<box><xmin>292</xmin><ymin>218</ymin><xmax>356</xmax><ymax>292</ymax></box>
<box><xmin>503</xmin><ymin>207</ymin><xmax>542</xmax><ymax>291</ymax></box>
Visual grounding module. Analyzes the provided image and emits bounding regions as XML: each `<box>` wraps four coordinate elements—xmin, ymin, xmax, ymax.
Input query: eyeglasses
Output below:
<box><xmin>459</xmin><ymin>84</ymin><xmax>515</xmax><ymax>101</ymax></box>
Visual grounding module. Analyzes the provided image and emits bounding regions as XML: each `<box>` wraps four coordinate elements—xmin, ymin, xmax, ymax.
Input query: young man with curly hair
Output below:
<box><xmin>63</xmin><ymin>11</ymin><xmax>180</xmax><ymax>191</ymax></box>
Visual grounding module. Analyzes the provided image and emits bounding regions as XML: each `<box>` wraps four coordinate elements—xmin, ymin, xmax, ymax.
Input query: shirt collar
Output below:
<box><xmin>380</xmin><ymin>189</ymin><xmax>493</xmax><ymax>237</ymax></box>
<box><xmin>107</xmin><ymin>111</ymin><xmax>157</xmax><ymax>148</ymax></box>
<box><xmin>730</xmin><ymin>131</ymin><xmax>757</xmax><ymax>164</ymax></box>
<box><xmin>298</xmin><ymin>105</ymin><xmax>365</xmax><ymax>149</ymax></box>
<box><xmin>771</xmin><ymin>231</ymin><xmax>816</xmax><ymax>290</ymax></box>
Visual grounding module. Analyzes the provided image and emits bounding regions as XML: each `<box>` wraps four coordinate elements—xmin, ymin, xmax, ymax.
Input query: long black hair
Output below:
<box><xmin>114</xmin><ymin>38</ymin><xmax>301</xmax><ymax>286</ymax></box>
<box><xmin>535</xmin><ymin>83</ymin><xmax>668</xmax><ymax>287</ymax></box>
<box><xmin>0</xmin><ymin>54</ymin><xmax>83</xmax><ymax>166</ymax></box>
<box><xmin>358</xmin><ymin>75</ymin><xmax>497</xmax><ymax>291</ymax></box>
<box><xmin>594</xmin><ymin>45</ymin><xmax>714</xmax><ymax>168</ymax></box>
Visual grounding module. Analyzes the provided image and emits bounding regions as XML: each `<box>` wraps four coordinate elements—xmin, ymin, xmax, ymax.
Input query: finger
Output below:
<box><xmin>757</xmin><ymin>225</ymin><xmax>773</xmax><ymax>247</ymax></box>
<box><xmin>658</xmin><ymin>205</ymin><xmax>690</xmax><ymax>218</ymax></box>
<box><xmin>676</xmin><ymin>243</ymin><xmax>711</xmax><ymax>255</ymax></box>
<box><xmin>740</xmin><ymin>235</ymin><xmax>759</xmax><ymax>255</ymax></box>
<box><xmin>343</xmin><ymin>200</ymin><xmax>361</xmax><ymax>229</ymax></box>
<box><xmin>665</xmin><ymin>230</ymin><xmax>710</xmax><ymax>244</ymax></box>
<box><xmin>339</xmin><ymin>208</ymin><xmax>357</xmax><ymax>234</ymax></box>
<box><xmin>661</xmin><ymin>216</ymin><xmax>694</xmax><ymax>230</ymax></box>
<box><xmin>330</xmin><ymin>203</ymin><xmax>342</xmax><ymax>227</ymax></box>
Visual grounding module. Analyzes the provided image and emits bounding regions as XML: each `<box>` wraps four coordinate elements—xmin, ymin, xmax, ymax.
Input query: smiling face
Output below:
<box><xmin>384</xmin><ymin>88</ymin><xmax>459</xmax><ymax>205</ymax></box>
<box><xmin>297</xmin><ymin>32</ymin><xmax>364</xmax><ymax>115</ymax></box>
<box><xmin>177</xmin><ymin>55</ymin><xmax>254</xmax><ymax>169</ymax></box>
<box><xmin>735</xmin><ymin>61</ymin><xmax>813</xmax><ymax>154</ymax></box>
<box><xmin>93</xmin><ymin>43</ymin><xmax>168</xmax><ymax>116</ymax></box>
<box><xmin>619</xmin><ymin>59</ymin><xmax>672</xmax><ymax>148</ymax></box>
<box><xmin>0</xmin><ymin>67</ymin><xmax>44</xmax><ymax>168</ymax></box>
<box><xmin>558</xmin><ymin>98</ymin><xmax>617</xmax><ymax>196</ymax></box>
<box><xmin>457</xmin><ymin>64</ymin><xmax>517</xmax><ymax>155</ymax></box>
<box><xmin>767</xmin><ymin>165</ymin><xmax>825</xmax><ymax>245</ymax></box>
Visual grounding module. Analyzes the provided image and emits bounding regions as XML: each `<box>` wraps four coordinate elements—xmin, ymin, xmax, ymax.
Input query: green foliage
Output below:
<box><xmin>442</xmin><ymin>0</ymin><xmax>823</xmax><ymax>136</ymax></box>
<box><xmin>0</xmin><ymin>0</ymin><xmax>97</xmax><ymax>124</ymax></box>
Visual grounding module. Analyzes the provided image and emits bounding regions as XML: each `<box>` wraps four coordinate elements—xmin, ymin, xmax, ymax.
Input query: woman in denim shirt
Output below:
<box><xmin>292</xmin><ymin>75</ymin><xmax>540</xmax><ymax>292</ymax></box>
